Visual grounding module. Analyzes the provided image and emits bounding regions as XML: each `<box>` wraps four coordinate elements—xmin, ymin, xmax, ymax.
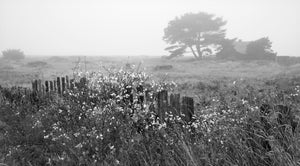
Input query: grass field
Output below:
<box><xmin>1</xmin><ymin>55</ymin><xmax>299</xmax><ymax>87</ymax></box>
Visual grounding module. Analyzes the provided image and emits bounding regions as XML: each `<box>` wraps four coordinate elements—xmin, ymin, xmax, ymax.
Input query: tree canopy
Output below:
<box><xmin>163</xmin><ymin>12</ymin><xmax>227</xmax><ymax>59</ymax></box>
<box><xmin>215</xmin><ymin>38</ymin><xmax>242</xmax><ymax>60</ymax></box>
<box><xmin>245</xmin><ymin>37</ymin><xmax>276</xmax><ymax>60</ymax></box>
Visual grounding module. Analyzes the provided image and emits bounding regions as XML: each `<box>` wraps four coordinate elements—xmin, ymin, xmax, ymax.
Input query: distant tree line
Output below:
<box><xmin>163</xmin><ymin>12</ymin><xmax>277</xmax><ymax>61</ymax></box>
<box><xmin>216</xmin><ymin>37</ymin><xmax>277</xmax><ymax>61</ymax></box>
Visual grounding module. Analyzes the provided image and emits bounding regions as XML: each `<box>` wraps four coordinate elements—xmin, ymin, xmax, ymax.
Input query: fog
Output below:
<box><xmin>0</xmin><ymin>0</ymin><xmax>299</xmax><ymax>56</ymax></box>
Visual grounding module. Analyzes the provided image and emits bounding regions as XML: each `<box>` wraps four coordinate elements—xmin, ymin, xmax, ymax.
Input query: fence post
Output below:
<box><xmin>50</xmin><ymin>81</ymin><xmax>53</xmax><ymax>92</ymax></box>
<box><xmin>57</xmin><ymin>77</ymin><xmax>61</xmax><ymax>95</ymax></box>
<box><xmin>42</xmin><ymin>84</ymin><xmax>45</xmax><ymax>95</ymax></box>
<box><xmin>158</xmin><ymin>90</ymin><xmax>168</xmax><ymax>123</ymax></box>
<box><xmin>62</xmin><ymin>77</ymin><xmax>66</xmax><ymax>94</ymax></box>
<box><xmin>45</xmin><ymin>81</ymin><xmax>49</xmax><ymax>93</ymax></box>
<box><xmin>32</xmin><ymin>80</ymin><xmax>38</xmax><ymax>92</ymax></box>
<box><xmin>66</xmin><ymin>75</ymin><xmax>69</xmax><ymax>89</ymax></box>
<box><xmin>170</xmin><ymin>93</ymin><xmax>181</xmax><ymax>116</ymax></box>
<box><xmin>37</xmin><ymin>79</ymin><xmax>42</xmax><ymax>93</ymax></box>
<box><xmin>181</xmin><ymin>96</ymin><xmax>194</xmax><ymax>122</ymax></box>
<box><xmin>31</xmin><ymin>81</ymin><xmax>34</xmax><ymax>91</ymax></box>
<box><xmin>54</xmin><ymin>80</ymin><xmax>57</xmax><ymax>92</ymax></box>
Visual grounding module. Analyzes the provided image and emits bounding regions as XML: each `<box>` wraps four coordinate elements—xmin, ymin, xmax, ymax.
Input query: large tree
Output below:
<box><xmin>245</xmin><ymin>37</ymin><xmax>277</xmax><ymax>60</ymax></box>
<box><xmin>163</xmin><ymin>12</ymin><xmax>227</xmax><ymax>59</ymax></box>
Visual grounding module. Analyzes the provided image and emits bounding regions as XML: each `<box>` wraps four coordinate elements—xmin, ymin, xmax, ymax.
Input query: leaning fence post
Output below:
<box><xmin>181</xmin><ymin>96</ymin><xmax>194</xmax><ymax>122</ymax></box>
<box><xmin>158</xmin><ymin>90</ymin><xmax>168</xmax><ymax>123</ymax></box>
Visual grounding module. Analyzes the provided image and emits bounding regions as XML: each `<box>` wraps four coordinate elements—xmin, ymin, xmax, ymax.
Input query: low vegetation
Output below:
<box><xmin>26</xmin><ymin>61</ymin><xmax>49</xmax><ymax>68</ymax></box>
<box><xmin>1</xmin><ymin>49</ymin><xmax>25</xmax><ymax>61</ymax></box>
<box><xmin>1</xmin><ymin>68</ymin><xmax>300</xmax><ymax>166</ymax></box>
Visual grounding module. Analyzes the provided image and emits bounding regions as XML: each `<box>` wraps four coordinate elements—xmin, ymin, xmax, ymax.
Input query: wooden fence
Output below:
<box><xmin>31</xmin><ymin>76</ymin><xmax>195</xmax><ymax>122</ymax></box>
<box><xmin>32</xmin><ymin>75</ymin><xmax>74</xmax><ymax>95</ymax></box>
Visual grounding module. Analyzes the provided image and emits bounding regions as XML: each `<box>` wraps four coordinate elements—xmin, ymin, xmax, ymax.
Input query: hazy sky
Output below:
<box><xmin>0</xmin><ymin>0</ymin><xmax>299</xmax><ymax>56</ymax></box>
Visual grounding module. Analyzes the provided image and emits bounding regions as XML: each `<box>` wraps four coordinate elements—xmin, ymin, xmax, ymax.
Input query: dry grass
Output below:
<box><xmin>1</xmin><ymin>56</ymin><xmax>300</xmax><ymax>87</ymax></box>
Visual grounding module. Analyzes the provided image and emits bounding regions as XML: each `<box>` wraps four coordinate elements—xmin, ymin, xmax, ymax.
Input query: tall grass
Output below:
<box><xmin>0</xmin><ymin>67</ymin><xmax>300</xmax><ymax>165</ymax></box>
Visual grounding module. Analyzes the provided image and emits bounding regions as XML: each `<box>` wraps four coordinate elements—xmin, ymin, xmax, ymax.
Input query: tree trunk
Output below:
<box><xmin>196</xmin><ymin>45</ymin><xmax>203</xmax><ymax>59</ymax></box>
<box><xmin>189</xmin><ymin>46</ymin><xmax>198</xmax><ymax>59</ymax></box>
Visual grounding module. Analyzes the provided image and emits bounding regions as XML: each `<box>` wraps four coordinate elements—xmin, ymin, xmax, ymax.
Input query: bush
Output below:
<box><xmin>1</xmin><ymin>49</ymin><xmax>25</xmax><ymax>61</ymax></box>
<box><xmin>245</xmin><ymin>37</ymin><xmax>277</xmax><ymax>61</ymax></box>
<box><xmin>153</xmin><ymin>65</ymin><xmax>173</xmax><ymax>71</ymax></box>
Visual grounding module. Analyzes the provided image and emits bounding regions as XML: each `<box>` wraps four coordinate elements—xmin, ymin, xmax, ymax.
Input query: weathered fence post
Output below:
<box><xmin>57</xmin><ymin>77</ymin><xmax>61</xmax><ymax>95</ymax></box>
<box><xmin>181</xmin><ymin>96</ymin><xmax>194</xmax><ymax>122</ymax></box>
<box><xmin>66</xmin><ymin>75</ymin><xmax>69</xmax><ymax>89</ymax></box>
<box><xmin>170</xmin><ymin>93</ymin><xmax>181</xmax><ymax>116</ymax></box>
<box><xmin>61</xmin><ymin>77</ymin><xmax>66</xmax><ymax>94</ymax></box>
<box><xmin>32</xmin><ymin>80</ymin><xmax>38</xmax><ymax>92</ymax></box>
<box><xmin>45</xmin><ymin>81</ymin><xmax>49</xmax><ymax>93</ymax></box>
<box><xmin>54</xmin><ymin>80</ymin><xmax>57</xmax><ymax>92</ymax></box>
<box><xmin>42</xmin><ymin>85</ymin><xmax>45</xmax><ymax>95</ymax></box>
<box><xmin>37</xmin><ymin>79</ymin><xmax>42</xmax><ymax>93</ymax></box>
<box><xmin>158</xmin><ymin>90</ymin><xmax>168</xmax><ymax>123</ymax></box>
<box><xmin>50</xmin><ymin>81</ymin><xmax>53</xmax><ymax>92</ymax></box>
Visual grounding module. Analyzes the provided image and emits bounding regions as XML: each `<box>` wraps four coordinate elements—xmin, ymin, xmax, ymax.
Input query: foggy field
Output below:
<box><xmin>1</xmin><ymin>0</ymin><xmax>300</xmax><ymax>165</ymax></box>
<box><xmin>1</xmin><ymin>55</ymin><xmax>299</xmax><ymax>87</ymax></box>
<box><xmin>2</xmin><ymin>56</ymin><xmax>300</xmax><ymax>165</ymax></box>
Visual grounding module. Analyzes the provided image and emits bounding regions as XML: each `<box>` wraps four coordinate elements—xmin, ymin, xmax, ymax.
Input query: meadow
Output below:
<box><xmin>1</xmin><ymin>55</ymin><xmax>299</xmax><ymax>86</ymax></box>
<box><xmin>1</xmin><ymin>56</ymin><xmax>300</xmax><ymax>165</ymax></box>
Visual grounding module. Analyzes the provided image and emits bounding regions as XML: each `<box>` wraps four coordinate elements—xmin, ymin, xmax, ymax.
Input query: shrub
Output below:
<box><xmin>245</xmin><ymin>37</ymin><xmax>277</xmax><ymax>61</ymax></box>
<box><xmin>153</xmin><ymin>65</ymin><xmax>173</xmax><ymax>71</ymax></box>
<box><xmin>1</xmin><ymin>49</ymin><xmax>25</xmax><ymax>61</ymax></box>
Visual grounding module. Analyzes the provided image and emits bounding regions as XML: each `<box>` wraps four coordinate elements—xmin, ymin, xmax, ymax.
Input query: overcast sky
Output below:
<box><xmin>0</xmin><ymin>0</ymin><xmax>299</xmax><ymax>56</ymax></box>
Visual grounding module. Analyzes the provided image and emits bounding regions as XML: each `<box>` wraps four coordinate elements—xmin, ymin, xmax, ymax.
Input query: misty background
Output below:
<box><xmin>0</xmin><ymin>0</ymin><xmax>299</xmax><ymax>56</ymax></box>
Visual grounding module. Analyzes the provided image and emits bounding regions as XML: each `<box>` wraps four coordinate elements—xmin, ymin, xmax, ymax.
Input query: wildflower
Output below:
<box><xmin>75</xmin><ymin>143</ymin><xmax>83</xmax><ymax>149</ymax></box>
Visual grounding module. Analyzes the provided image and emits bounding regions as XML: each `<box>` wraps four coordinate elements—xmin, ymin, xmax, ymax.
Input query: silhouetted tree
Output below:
<box><xmin>2</xmin><ymin>49</ymin><xmax>25</xmax><ymax>61</ymax></box>
<box><xmin>163</xmin><ymin>12</ymin><xmax>227</xmax><ymax>59</ymax></box>
<box><xmin>245</xmin><ymin>37</ymin><xmax>276</xmax><ymax>60</ymax></box>
<box><xmin>216</xmin><ymin>38</ymin><xmax>242</xmax><ymax>60</ymax></box>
